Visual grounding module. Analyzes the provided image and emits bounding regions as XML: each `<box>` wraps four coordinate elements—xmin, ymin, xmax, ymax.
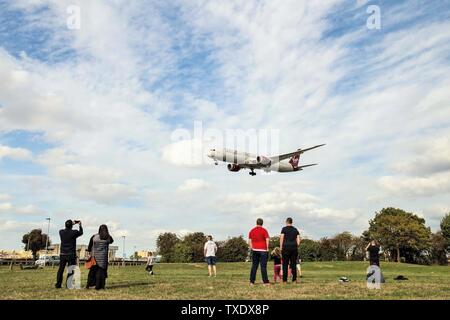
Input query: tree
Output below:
<box><xmin>298</xmin><ymin>239</ymin><xmax>320</xmax><ymax>261</ymax></box>
<box><xmin>182</xmin><ymin>232</ymin><xmax>207</xmax><ymax>263</ymax></box>
<box><xmin>156</xmin><ymin>232</ymin><xmax>180</xmax><ymax>263</ymax></box>
<box><xmin>366</xmin><ymin>207</ymin><xmax>431</xmax><ymax>263</ymax></box>
<box><xmin>216</xmin><ymin>236</ymin><xmax>248</xmax><ymax>262</ymax></box>
<box><xmin>430</xmin><ymin>232</ymin><xmax>448</xmax><ymax>265</ymax></box>
<box><xmin>172</xmin><ymin>242</ymin><xmax>191</xmax><ymax>263</ymax></box>
<box><xmin>348</xmin><ymin>236</ymin><xmax>367</xmax><ymax>261</ymax></box>
<box><xmin>440</xmin><ymin>213</ymin><xmax>450</xmax><ymax>249</ymax></box>
<box><xmin>269</xmin><ymin>236</ymin><xmax>280</xmax><ymax>252</ymax></box>
<box><xmin>22</xmin><ymin>229</ymin><xmax>51</xmax><ymax>261</ymax></box>
<box><xmin>318</xmin><ymin>237</ymin><xmax>336</xmax><ymax>261</ymax></box>
<box><xmin>330</xmin><ymin>232</ymin><xmax>354</xmax><ymax>260</ymax></box>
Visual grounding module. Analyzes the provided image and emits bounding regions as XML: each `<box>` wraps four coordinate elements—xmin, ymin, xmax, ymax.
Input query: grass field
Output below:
<box><xmin>0</xmin><ymin>261</ymin><xmax>449</xmax><ymax>300</ymax></box>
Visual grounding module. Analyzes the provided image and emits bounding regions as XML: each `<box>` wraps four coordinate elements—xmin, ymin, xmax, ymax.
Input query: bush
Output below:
<box><xmin>298</xmin><ymin>239</ymin><xmax>320</xmax><ymax>261</ymax></box>
<box><xmin>156</xmin><ymin>232</ymin><xmax>180</xmax><ymax>263</ymax></box>
<box><xmin>182</xmin><ymin>232</ymin><xmax>207</xmax><ymax>263</ymax></box>
<box><xmin>216</xmin><ymin>236</ymin><xmax>248</xmax><ymax>262</ymax></box>
<box><xmin>430</xmin><ymin>232</ymin><xmax>448</xmax><ymax>265</ymax></box>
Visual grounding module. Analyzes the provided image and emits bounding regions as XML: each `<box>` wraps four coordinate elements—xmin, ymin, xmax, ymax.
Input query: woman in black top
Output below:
<box><xmin>86</xmin><ymin>225</ymin><xmax>114</xmax><ymax>290</ymax></box>
<box><xmin>366</xmin><ymin>240</ymin><xmax>380</xmax><ymax>266</ymax></box>
<box><xmin>280</xmin><ymin>217</ymin><xmax>301</xmax><ymax>283</ymax></box>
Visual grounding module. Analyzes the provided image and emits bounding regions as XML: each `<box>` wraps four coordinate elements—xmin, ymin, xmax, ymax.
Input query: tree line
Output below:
<box><xmin>156</xmin><ymin>208</ymin><xmax>450</xmax><ymax>265</ymax></box>
<box><xmin>156</xmin><ymin>232</ymin><xmax>249</xmax><ymax>263</ymax></box>
<box><xmin>19</xmin><ymin>207</ymin><xmax>450</xmax><ymax>265</ymax></box>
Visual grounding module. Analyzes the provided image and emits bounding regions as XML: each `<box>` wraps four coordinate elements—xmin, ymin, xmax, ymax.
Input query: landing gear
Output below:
<box><xmin>214</xmin><ymin>162</ymin><xmax>218</xmax><ymax>165</ymax></box>
<box><xmin>249</xmin><ymin>169</ymin><xmax>256</xmax><ymax>176</ymax></box>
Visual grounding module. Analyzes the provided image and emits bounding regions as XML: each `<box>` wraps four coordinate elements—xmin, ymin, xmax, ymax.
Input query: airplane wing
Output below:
<box><xmin>270</xmin><ymin>144</ymin><xmax>325</xmax><ymax>163</ymax></box>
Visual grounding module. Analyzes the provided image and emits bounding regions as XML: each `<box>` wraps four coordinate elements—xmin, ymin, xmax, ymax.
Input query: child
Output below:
<box><xmin>296</xmin><ymin>255</ymin><xmax>302</xmax><ymax>278</ymax></box>
<box><xmin>146</xmin><ymin>251</ymin><xmax>155</xmax><ymax>275</ymax></box>
<box><xmin>271</xmin><ymin>247</ymin><xmax>282</xmax><ymax>283</ymax></box>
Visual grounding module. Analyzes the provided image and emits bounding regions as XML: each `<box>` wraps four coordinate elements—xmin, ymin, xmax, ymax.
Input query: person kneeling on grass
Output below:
<box><xmin>204</xmin><ymin>235</ymin><xmax>218</xmax><ymax>277</ymax></box>
<box><xmin>146</xmin><ymin>251</ymin><xmax>155</xmax><ymax>275</ymax></box>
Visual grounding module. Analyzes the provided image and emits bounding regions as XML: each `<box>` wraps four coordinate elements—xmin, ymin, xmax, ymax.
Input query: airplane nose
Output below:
<box><xmin>207</xmin><ymin>149</ymin><xmax>215</xmax><ymax>158</ymax></box>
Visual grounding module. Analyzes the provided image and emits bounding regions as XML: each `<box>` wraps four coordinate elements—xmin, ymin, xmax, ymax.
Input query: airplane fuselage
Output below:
<box><xmin>207</xmin><ymin>149</ymin><xmax>297</xmax><ymax>172</ymax></box>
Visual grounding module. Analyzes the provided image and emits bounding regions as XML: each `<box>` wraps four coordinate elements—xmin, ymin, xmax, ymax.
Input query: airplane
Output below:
<box><xmin>207</xmin><ymin>144</ymin><xmax>325</xmax><ymax>176</ymax></box>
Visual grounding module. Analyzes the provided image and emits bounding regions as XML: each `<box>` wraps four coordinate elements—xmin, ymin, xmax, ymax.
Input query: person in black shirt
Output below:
<box><xmin>280</xmin><ymin>217</ymin><xmax>301</xmax><ymax>284</ymax></box>
<box><xmin>366</xmin><ymin>240</ymin><xmax>380</xmax><ymax>266</ymax></box>
<box><xmin>55</xmin><ymin>220</ymin><xmax>83</xmax><ymax>288</ymax></box>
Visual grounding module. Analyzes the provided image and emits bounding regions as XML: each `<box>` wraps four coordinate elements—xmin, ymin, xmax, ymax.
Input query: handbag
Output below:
<box><xmin>85</xmin><ymin>256</ymin><xmax>97</xmax><ymax>269</ymax></box>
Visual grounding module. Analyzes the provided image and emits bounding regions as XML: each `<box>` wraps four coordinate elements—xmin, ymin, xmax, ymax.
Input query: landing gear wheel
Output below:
<box><xmin>249</xmin><ymin>170</ymin><xmax>256</xmax><ymax>176</ymax></box>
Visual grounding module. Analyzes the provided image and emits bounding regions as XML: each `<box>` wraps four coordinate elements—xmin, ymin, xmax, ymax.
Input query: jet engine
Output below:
<box><xmin>256</xmin><ymin>155</ymin><xmax>271</xmax><ymax>166</ymax></box>
<box><xmin>227</xmin><ymin>164</ymin><xmax>241</xmax><ymax>172</ymax></box>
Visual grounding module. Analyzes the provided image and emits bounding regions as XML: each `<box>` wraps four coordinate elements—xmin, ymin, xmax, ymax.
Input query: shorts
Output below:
<box><xmin>205</xmin><ymin>256</ymin><xmax>216</xmax><ymax>266</ymax></box>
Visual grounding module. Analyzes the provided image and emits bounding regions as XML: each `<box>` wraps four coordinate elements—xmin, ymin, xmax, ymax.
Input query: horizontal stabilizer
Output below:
<box><xmin>297</xmin><ymin>163</ymin><xmax>318</xmax><ymax>169</ymax></box>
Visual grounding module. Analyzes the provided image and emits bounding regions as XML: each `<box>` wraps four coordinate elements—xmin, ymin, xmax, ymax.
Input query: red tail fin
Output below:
<box><xmin>289</xmin><ymin>154</ymin><xmax>300</xmax><ymax>168</ymax></box>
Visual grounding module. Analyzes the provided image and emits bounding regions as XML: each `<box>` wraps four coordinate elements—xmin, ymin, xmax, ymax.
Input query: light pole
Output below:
<box><xmin>122</xmin><ymin>236</ymin><xmax>126</xmax><ymax>266</ymax></box>
<box><xmin>134</xmin><ymin>245</ymin><xmax>137</xmax><ymax>262</ymax></box>
<box><xmin>27</xmin><ymin>233</ymin><xmax>31</xmax><ymax>260</ymax></box>
<box><xmin>45</xmin><ymin>218</ymin><xmax>51</xmax><ymax>258</ymax></box>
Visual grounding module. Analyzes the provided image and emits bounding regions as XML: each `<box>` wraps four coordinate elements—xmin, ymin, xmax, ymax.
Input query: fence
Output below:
<box><xmin>0</xmin><ymin>258</ymin><xmax>148</xmax><ymax>267</ymax></box>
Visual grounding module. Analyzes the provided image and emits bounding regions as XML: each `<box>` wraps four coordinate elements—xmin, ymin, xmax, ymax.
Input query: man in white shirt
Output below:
<box><xmin>204</xmin><ymin>235</ymin><xmax>218</xmax><ymax>277</ymax></box>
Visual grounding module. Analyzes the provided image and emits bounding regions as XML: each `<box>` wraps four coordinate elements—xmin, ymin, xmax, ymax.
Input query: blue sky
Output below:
<box><xmin>1</xmin><ymin>0</ymin><xmax>450</xmax><ymax>255</ymax></box>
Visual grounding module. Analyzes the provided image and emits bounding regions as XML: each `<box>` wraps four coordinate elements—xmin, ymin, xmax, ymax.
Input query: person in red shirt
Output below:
<box><xmin>248</xmin><ymin>218</ymin><xmax>270</xmax><ymax>285</ymax></box>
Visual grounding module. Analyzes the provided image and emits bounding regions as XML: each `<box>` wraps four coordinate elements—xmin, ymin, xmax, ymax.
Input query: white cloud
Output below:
<box><xmin>0</xmin><ymin>219</ymin><xmax>43</xmax><ymax>232</ymax></box>
<box><xmin>0</xmin><ymin>203</ymin><xmax>13</xmax><ymax>212</ymax></box>
<box><xmin>35</xmin><ymin>151</ymin><xmax>138</xmax><ymax>204</ymax></box>
<box><xmin>162</xmin><ymin>139</ymin><xmax>210</xmax><ymax>167</ymax></box>
<box><xmin>219</xmin><ymin>190</ymin><xmax>358</xmax><ymax>222</ymax></box>
<box><xmin>0</xmin><ymin>194</ymin><xmax>43</xmax><ymax>216</ymax></box>
<box><xmin>177</xmin><ymin>178</ymin><xmax>211</xmax><ymax>192</ymax></box>
<box><xmin>0</xmin><ymin>194</ymin><xmax>11</xmax><ymax>201</ymax></box>
<box><xmin>0</xmin><ymin>145</ymin><xmax>32</xmax><ymax>160</ymax></box>
<box><xmin>1</xmin><ymin>1</ymin><xmax>450</xmax><ymax>249</ymax></box>
<box><xmin>420</xmin><ymin>205</ymin><xmax>450</xmax><ymax>227</ymax></box>
<box><xmin>393</xmin><ymin>137</ymin><xmax>450</xmax><ymax>175</ymax></box>
<box><xmin>0</xmin><ymin>202</ymin><xmax>43</xmax><ymax>216</ymax></box>
<box><xmin>378</xmin><ymin>172</ymin><xmax>450</xmax><ymax>197</ymax></box>
<box><xmin>377</xmin><ymin>137</ymin><xmax>450</xmax><ymax>197</ymax></box>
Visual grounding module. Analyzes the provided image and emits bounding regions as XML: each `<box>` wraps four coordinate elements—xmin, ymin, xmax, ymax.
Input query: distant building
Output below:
<box><xmin>0</xmin><ymin>250</ymin><xmax>33</xmax><ymax>259</ymax></box>
<box><xmin>136</xmin><ymin>251</ymin><xmax>162</xmax><ymax>262</ymax></box>
<box><xmin>38</xmin><ymin>244</ymin><xmax>119</xmax><ymax>260</ymax></box>
<box><xmin>137</xmin><ymin>250</ymin><xmax>155</xmax><ymax>258</ymax></box>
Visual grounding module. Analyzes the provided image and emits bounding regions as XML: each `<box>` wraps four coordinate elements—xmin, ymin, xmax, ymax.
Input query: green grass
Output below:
<box><xmin>0</xmin><ymin>261</ymin><xmax>449</xmax><ymax>300</ymax></box>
